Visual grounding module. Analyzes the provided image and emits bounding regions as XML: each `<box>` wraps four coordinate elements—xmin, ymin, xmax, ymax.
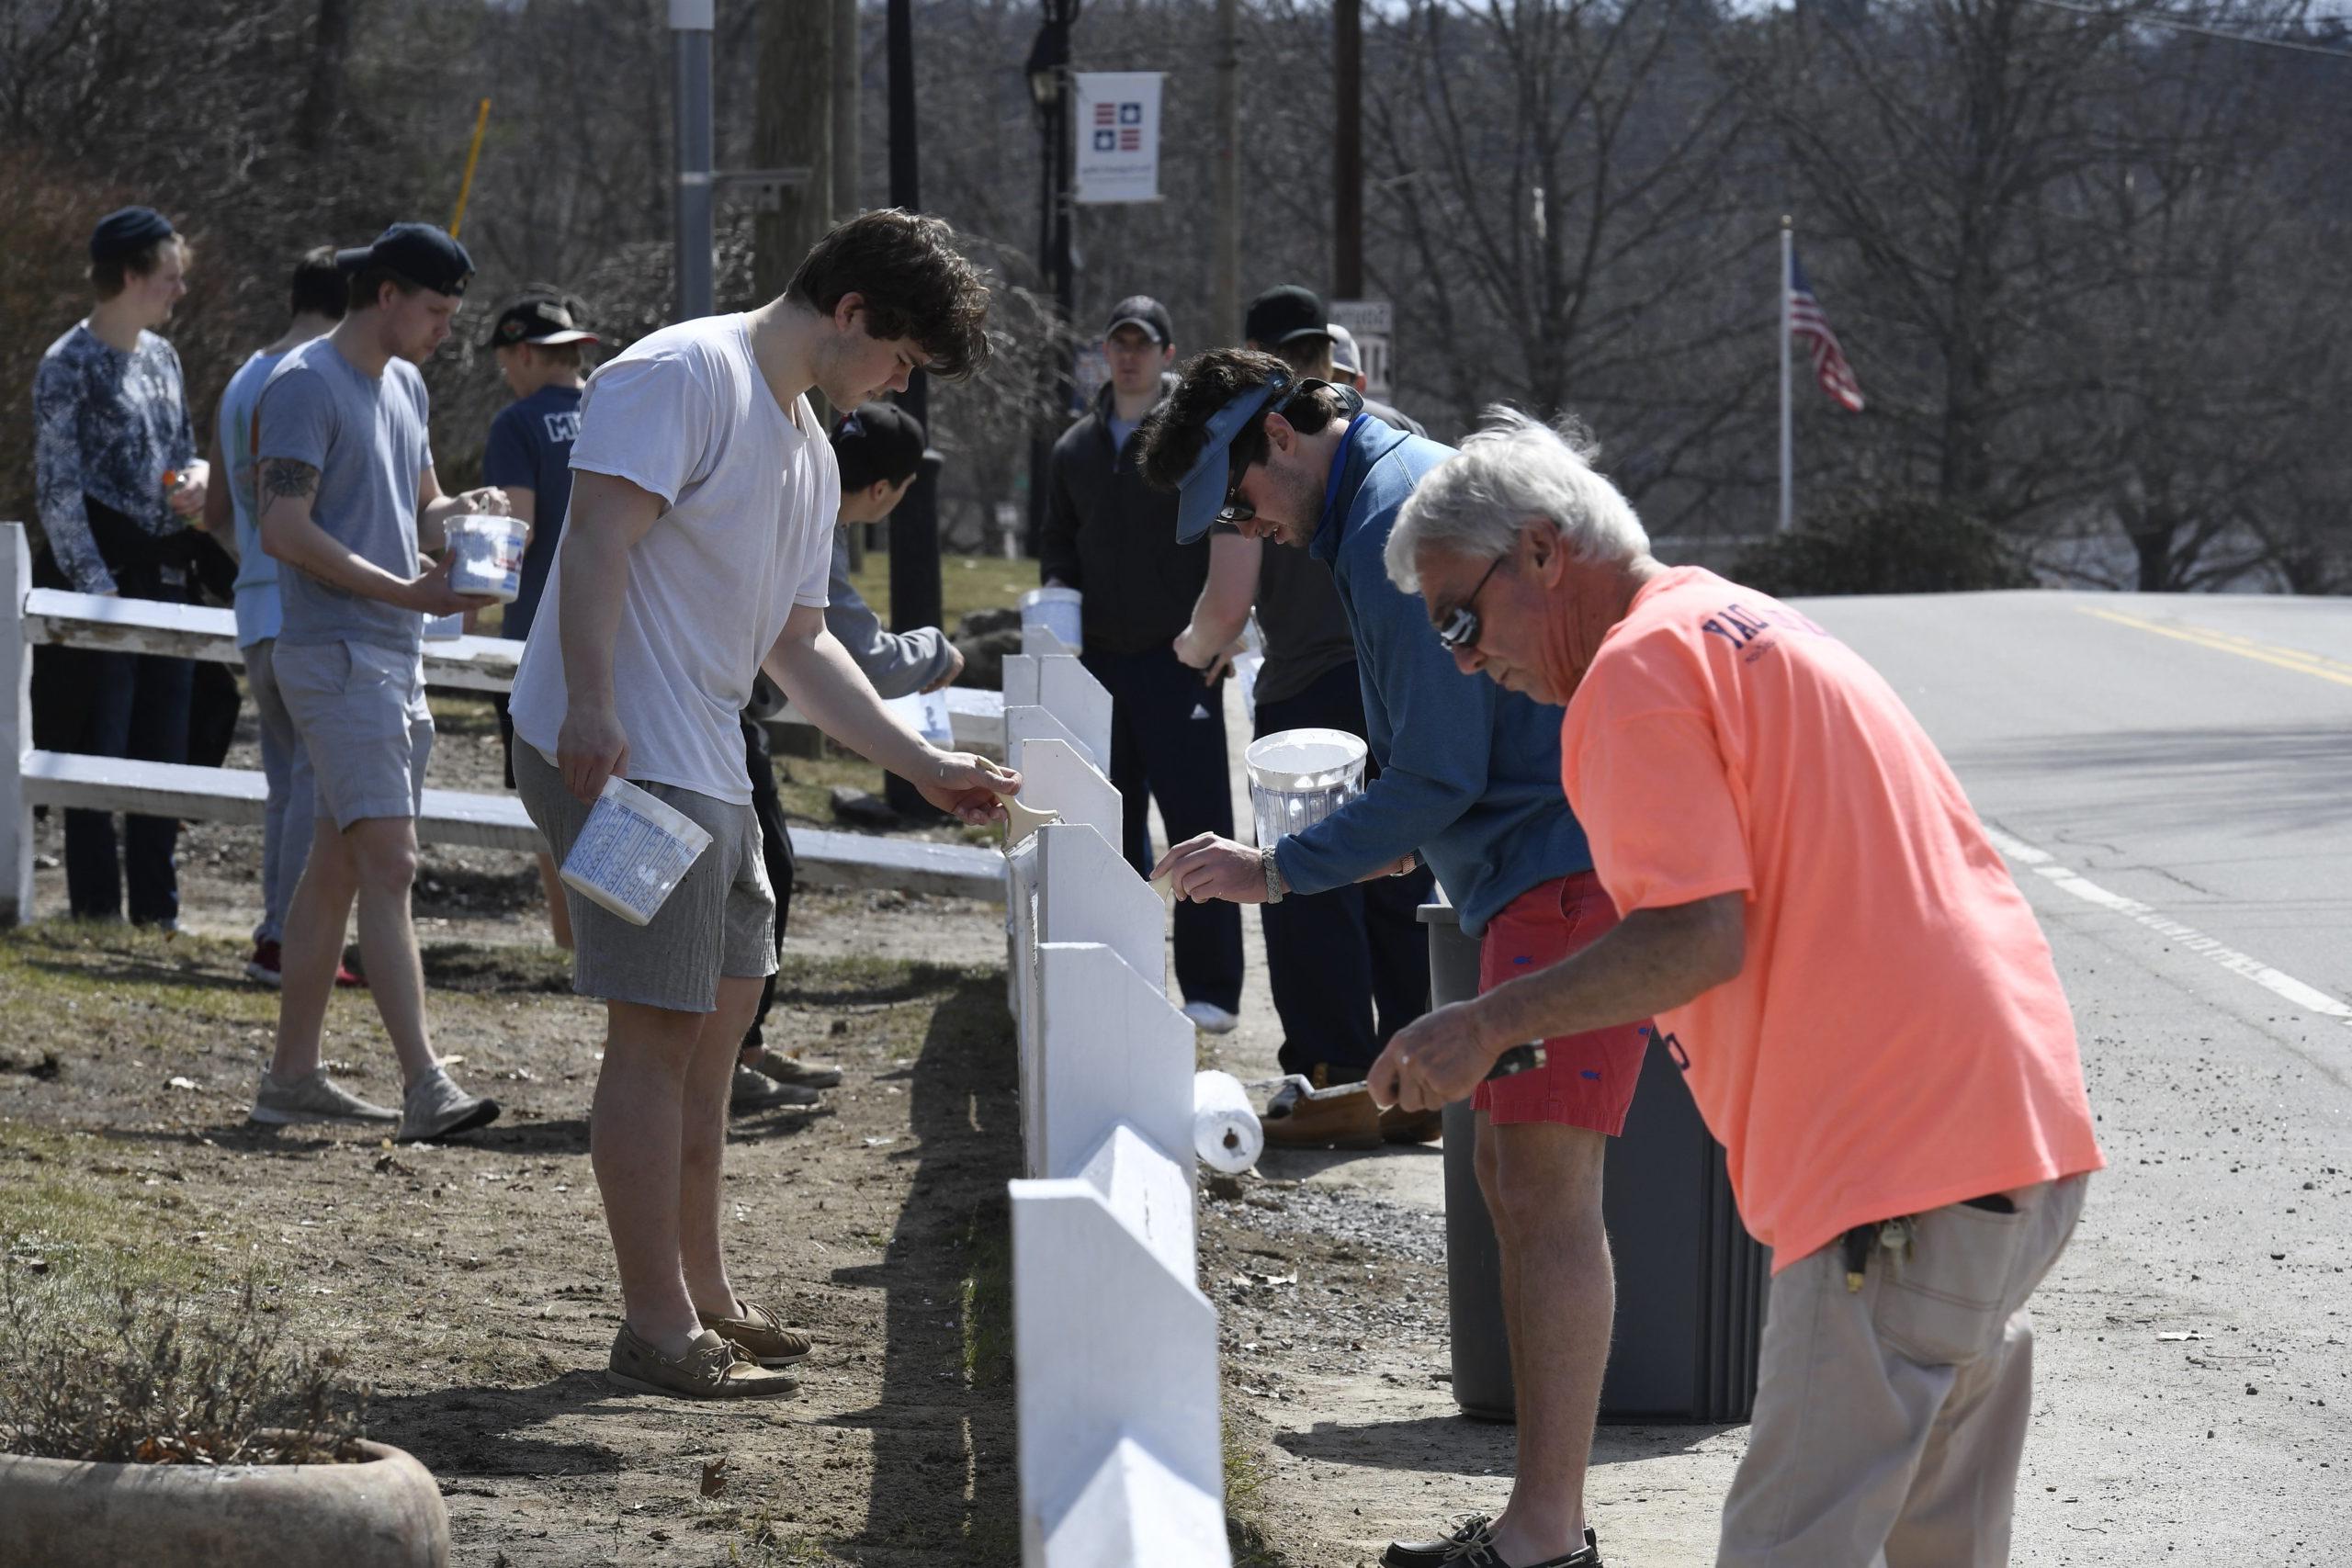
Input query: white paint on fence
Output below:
<box><xmin>1005</xmin><ymin>734</ymin><xmax>1120</xmax><ymax>851</ymax></box>
<box><xmin>1030</xmin><ymin>942</ymin><xmax>1196</xmax><ymax>1184</ymax></box>
<box><xmin>1003</xmin><ymin>654</ymin><xmax>1113</xmax><ymax>776</ymax></box>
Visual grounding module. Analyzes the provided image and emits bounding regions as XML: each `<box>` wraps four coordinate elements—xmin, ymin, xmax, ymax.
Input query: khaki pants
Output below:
<box><xmin>1718</xmin><ymin>1175</ymin><xmax>2090</xmax><ymax>1568</ymax></box>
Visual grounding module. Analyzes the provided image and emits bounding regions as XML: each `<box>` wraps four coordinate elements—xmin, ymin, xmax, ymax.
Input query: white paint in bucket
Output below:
<box><xmin>1019</xmin><ymin>586</ymin><xmax>1083</xmax><ymax>654</ymax></box>
<box><xmin>1245</xmin><ymin>727</ymin><xmax>1367</xmax><ymax>846</ymax></box>
<box><xmin>445</xmin><ymin>514</ymin><xmax>527</xmax><ymax>602</ymax></box>
<box><xmin>559</xmin><ymin>774</ymin><xmax>714</xmax><ymax>925</ymax></box>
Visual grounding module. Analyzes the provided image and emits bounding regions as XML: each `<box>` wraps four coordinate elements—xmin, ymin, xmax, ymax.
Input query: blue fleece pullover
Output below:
<box><xmin>1269</xmin><ymin>417</ymin><xmax>1591</xmax><ymax>937</ymax></box>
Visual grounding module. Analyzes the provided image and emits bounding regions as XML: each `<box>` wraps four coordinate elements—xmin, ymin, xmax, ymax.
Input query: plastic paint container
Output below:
<box><xmin>1245</xmin><ymin>728</ymin><xmax>1367</xmax><ymax>847</ymax></box>
<box><xmin>1018</xmin><ymin>586</ymin><xmax>1083</xmax><ymax>653</ymax></box>
<box><xmin>445</xmin><ymin>514</ymin><xmax>527</xmax><ymax>602</ymax></box>
<box><xmin>559</xmin><ymin>774</ymin><xmax>714</xmax><ymax>926</ymax></box>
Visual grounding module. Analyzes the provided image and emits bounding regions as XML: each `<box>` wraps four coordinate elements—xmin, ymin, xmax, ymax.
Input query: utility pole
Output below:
<box><xmin>1213</xmin><ymin>0</ymin><xmax>1239</xmax><ymax>340</ymax></box>
<box><xmin>669</xmin><ymin>0</ymin><xmax>715</xmax><ymax>321</ymax></box>
<box><xmin>832</xmin><ymin>0</ymin><xmax>860</xmax><ymax>218</ymax></box>
<box><xmin>1335</xmin><ymin>0</ymin><xmax>1363</xmax><ymax>299</ymax></box>
<box><xmin>753</xmin><ymin>0</ymin><xmax>831</xmax><ymax>302</ymax></box>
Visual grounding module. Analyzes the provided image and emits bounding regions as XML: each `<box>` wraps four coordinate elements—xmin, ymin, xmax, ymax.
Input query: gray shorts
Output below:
<box><xmin>273</xmin><ymin>639</ymin><xmax>434</xmax><ymax>829</ymax></box>
<box><xmin>511</xmin><ymin>741</ymin><xmax>775</xmax><ymax>1014</ymax></box>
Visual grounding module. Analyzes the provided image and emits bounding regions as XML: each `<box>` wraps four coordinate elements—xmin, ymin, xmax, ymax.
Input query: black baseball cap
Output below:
<box><xmin>90</xmin><ymin>207</ymin><xmax>175</xmax><ymax>265</ymax></box>
<box><xmin>833</xmin><ymin>401</ymin><xmax>930</xmax><ymax>491</ymax></box>
<box><xmin>483</xmin><ymin>296</ymin><xmax>599</xmax><ymax>351</ymax></box>
<box><xmin>1244</xmin><ymin>284</ymin><xmax>1330</xmax><ymax>350</ymax></box>
<box><xmin>335</xmin><ymin>223</ymin><xmax>475</xmax><ymax>298</ymax></box>
<box><xmin>1104</xmin><ymin>295</ymin><xmax>1173</xmax><ymax>346</ymax></box>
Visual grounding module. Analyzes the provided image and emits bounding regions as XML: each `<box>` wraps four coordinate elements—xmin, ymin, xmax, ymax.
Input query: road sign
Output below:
<box><xmin>1329</xmin><ymin>298</ymin><xmax>1394</xmax><ymax>398</ymax></box>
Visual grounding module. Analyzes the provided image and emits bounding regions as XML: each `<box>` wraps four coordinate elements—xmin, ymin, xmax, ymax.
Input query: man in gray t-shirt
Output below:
<box><xmin>246</xmin><ymin>222</ymin><xmax>508</xmax><ymax>1146</ymax></box>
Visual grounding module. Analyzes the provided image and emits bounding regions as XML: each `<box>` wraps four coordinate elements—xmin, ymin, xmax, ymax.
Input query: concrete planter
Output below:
<box><xmin>0</xmin><ymin>1436</ymin><xmax>448</xmax><ymax>1568</ymax></box>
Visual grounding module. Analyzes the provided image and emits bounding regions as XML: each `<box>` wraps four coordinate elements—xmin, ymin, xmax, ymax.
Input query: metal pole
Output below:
<box><xmin>1025</xmin><ymin>1</ymin><xmax>1075</xmax><ymax>556</ymax></box>
<box><xmin>884</xmin><ymin>0</ymin><xmax>944</xmax><ymax>818</ymax></box>
<box><xmin>671</xmin><ymin>0</ymin><xmax>716</xmax><ymax>322</ymax></box>
<box><xmin>1214</xmin><ymin>0</ymin><xmax>1238</xmax><ymax>339</ymax></box>
<box><xmin>1779</xmin><ymin>217</ymin><xmax>1793</xmax><ymax>535</ymax></box>
<box><xmin>832</xmin><ymin>0</ymin><xmax>861</xmax><ymax>218</ymax></box>
<box><xmin>1335</xmin><ymin>0</ymin><xmax>1363</xmax><ymax>299</ymax></box>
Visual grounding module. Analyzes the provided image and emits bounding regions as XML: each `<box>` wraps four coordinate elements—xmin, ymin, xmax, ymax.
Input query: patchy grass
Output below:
<box><xmin>1227</xmin><ymin>1413</ymin><xmax>1302</xmax><ymax>1568</ymax></box>
<box><xmin>960</xmin><ymin>1198</ymin><xmax>1012</xmax><ymax>1391</ymax></box>
<box><xmin>0</xmin><ymin>1122</ymin><xmax>238</xmax><ymax>1294</ymax></box>
<box><xmin>0</xmin><ymin>921</ymin><xmax>277</xmax><ymax>1054</ymax></box>
<box><xmin>845</xmin><ymin>549</ymin><xmax>1032</xmax><ymax>630</ymax></box>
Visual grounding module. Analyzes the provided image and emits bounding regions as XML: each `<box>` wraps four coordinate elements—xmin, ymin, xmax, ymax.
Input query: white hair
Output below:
<box><xmin>1385</xmin><ymin>406</ymin><xmax>1649</xmax><ymax>592</ymax></box>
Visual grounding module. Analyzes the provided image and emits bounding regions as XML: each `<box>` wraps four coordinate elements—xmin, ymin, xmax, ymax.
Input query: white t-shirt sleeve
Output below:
<box><xmin>791</xmin><ymin>400</ymin><xmax>840</xmax><ymax>609</ymax></box>
<box><xmin>569</xmin><ymin>352</ymin><xmax>715</xmax><ymax>508</ymax></box>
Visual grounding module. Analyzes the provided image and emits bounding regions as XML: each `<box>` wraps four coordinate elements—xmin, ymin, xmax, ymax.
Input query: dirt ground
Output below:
<box><xmin>7</xmin><ymin>680</ymin><xmax>2346</xmax><ymax>1567</ymax></box>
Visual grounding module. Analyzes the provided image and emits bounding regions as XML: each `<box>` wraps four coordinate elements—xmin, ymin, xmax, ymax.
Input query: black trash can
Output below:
<box><xmin>1423</xmin><ymin>898</ymin><xmax>1769</xmax><ymax>1425</ymax></box>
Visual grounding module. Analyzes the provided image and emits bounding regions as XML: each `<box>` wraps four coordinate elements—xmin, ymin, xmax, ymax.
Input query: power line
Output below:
<box><xmin>2024</xmin><ymin>0</ymin><xmax>2352</xmax><ymax>61</ymax></box>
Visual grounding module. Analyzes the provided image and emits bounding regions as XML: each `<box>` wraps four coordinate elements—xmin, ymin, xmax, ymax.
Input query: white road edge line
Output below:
<box><xmin>1982</xmin><ymin>825</ymin><xmax>2352</xmax><ymax>1022</ymax></box>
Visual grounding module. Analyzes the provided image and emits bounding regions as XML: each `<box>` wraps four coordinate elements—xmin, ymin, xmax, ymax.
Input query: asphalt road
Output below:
<box><xmin>1805</xmin><ymin>591</ymin><xmax>2352</xmax><ymax>1566</ymax></box>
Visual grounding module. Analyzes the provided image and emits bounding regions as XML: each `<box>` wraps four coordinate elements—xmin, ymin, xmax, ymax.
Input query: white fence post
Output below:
<box><xmin>1005</xmin><ymin>734</ymin><xmax>1121</xmax><ymax>850</ymax></box>
<box><xmin>1032</xmin><ymin>942</ymin><xmax>1195</xmax><ymax>1185</ymax></box>
<box><xmin>0</xmin><ymin>525</ymin><xmax>32</xmax><ymax>925</ymax></box>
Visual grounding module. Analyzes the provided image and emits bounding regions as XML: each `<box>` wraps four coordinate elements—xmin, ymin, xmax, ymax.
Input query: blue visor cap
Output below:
<box><xmin>1172</xmin><ymin>372</ymin><xmax>1293</xmax><ymax>544</ymax></box>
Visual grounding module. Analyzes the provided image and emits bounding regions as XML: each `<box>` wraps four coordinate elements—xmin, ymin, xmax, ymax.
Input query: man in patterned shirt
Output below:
<box><xmin>30</xmin><ymin>206</ymin><xmax>209</xmax><ymax>927</ymax></box>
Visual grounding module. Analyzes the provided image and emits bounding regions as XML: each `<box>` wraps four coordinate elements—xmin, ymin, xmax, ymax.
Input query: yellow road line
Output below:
<box><xmin>2079</xmin><ymin>605</ymin><xmax>2352</xmax><ymax>691</ymax></box>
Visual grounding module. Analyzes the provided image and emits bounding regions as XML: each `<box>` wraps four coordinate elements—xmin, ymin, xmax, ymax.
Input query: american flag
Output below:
<box><xmin>1789</xmin><ymin>252</ymin><xmax>1864</xmax><ymax>413</ymax></box>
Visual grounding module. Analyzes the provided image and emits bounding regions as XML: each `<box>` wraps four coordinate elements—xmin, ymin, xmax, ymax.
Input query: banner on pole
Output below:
<box><xmin>1329</xmin><ymin>299</ymin><xmax>1394</xmax><ymax>399</ymax></box>
<box><xmin>1072</xmin><ymin>73</ymin><xmax>1164</xmax><ymax>205</ymax></box>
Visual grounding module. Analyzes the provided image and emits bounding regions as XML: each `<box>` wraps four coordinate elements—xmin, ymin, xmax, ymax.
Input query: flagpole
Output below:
<box><xmin>1778</xmin><ymin>216</ymin><xmax>1793</xmax><ymax>535</ymax></box>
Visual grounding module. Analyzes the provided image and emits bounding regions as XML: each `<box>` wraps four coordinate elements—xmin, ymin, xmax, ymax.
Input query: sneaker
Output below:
<box><xmin>605</xmin><ymin>1325</ymin><xmax>798</xmax><ymax>1400</ymax></box>
<box><xmin>396</xmin><ymin>1066</ymin><xmax>501</xmax><ymax>1144</ymax></box>
<box><xmin>729</xmin><ymin>1064</ymin><xmax>820</xmax><ymax>1112</ymax></box>
<box><xmin>244</xmin><ymin>940</ymin><xmax>363</xmax><ymax>990</ymax></box>
<box><xmin>249</xmin><ymin>1068</ymin><xmax>398</xmax><ymax>1125</ymax></box>
<box><xmin>1384</xmin><ymin>1515</ymin><xmax>1493</xmax><ymax>1568</ymax></box>
<box><xmin>1181</xmin><ymin>1000</ymin><xmax>1239</xmax><ymax>1034</ymax></box>
<box><xmin>697</xmin><ymin>1298</ymin><xmax>812</xmax><ymax>1366</ymax></box>
<box><xmin>742</xmin><ymin>1047</ymin><xmax>842</xmax><ymax>1090</ymax></box>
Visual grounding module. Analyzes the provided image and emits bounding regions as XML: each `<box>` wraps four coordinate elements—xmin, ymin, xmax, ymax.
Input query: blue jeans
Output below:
<box><xmin>1082</xmin><ymin>643</ymin><xmax>1244</xmax><ymax>1013</ymax></box>
<box><xmin>57</xmin><ymin>645</ymin><xmax>194</xmax><ymax>925</ymax></box>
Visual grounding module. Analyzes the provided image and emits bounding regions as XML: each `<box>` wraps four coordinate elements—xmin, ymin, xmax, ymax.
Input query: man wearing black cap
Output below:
<box><xmin>31</xmin><ymin>205</ymin><xmax>209</xmax><ymax>928</ymax></box>
<box><xmin>483</xmin><ymin>292</ymin><xmax>599</xmax><ymax>952</ymax></box>
<box><xmin>248</xmin><ymin>222</ymin><xmax>510</xmax><ymax>1145</ymax></box>
<box><xmin>729</xmin><ymin>400</ymin><xmax>964</xmax><ymax>1114</ymax></box>
<box><xmin>1042</xmin><ymin>296</ymin><xmax>1244</xmax><ymax>1034</ymax></box>
<box><xmin>1165</xmin><ymin>283</ymin><xmax>1436</xmax><ymax>1136</ymax></box>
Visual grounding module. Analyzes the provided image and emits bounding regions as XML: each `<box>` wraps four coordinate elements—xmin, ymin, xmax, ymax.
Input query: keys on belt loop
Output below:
<box><xmin>1843</xmin><ymin>1216</ymin><xmax>1916</xmax><ymax>1292</ymax></box>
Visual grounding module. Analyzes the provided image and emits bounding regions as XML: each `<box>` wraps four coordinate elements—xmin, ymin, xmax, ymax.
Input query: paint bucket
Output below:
<box><xmin>1245</xmin><ymin>728</ymin><xmax>1367</xmax><ymax>847</ymax></box>
<box><xmin>1019</xmin><ymin>586</ymin><xmax>1083</xmax><ymax>653</ymax></box>
<box><xmin>445</xmin><ymin>514</ymin><xmax>527</xmax><ymax>602</ymax></box>
<box><xmin>559</xmin><ymin>774</ymin><xmax>713</xmax><ymax>926</ymax></box>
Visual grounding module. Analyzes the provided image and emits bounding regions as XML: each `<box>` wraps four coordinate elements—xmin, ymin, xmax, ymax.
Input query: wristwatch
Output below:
<box><xmin>1261</xmin><ymin>844</ymin><xmax>1287</xmax><ymax>905</ymax></box>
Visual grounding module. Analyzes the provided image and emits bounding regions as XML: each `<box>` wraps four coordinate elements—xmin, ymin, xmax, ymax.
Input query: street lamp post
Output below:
<box><xmin>1024</xmin><ymin>1</ymin><xmax>1079</xmax><ymax>556</ymax></box>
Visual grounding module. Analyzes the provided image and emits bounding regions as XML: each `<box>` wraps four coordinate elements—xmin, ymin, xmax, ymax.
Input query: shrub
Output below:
<box><xmin>0</xmin><ymin>1260</ymin><xmax>368</xmax><ymax>1465</ymax></box>
<box><xmin>1736</xmin><ymin>492</ymin><xmax>2035</xmax><ymax>598</ymax></box>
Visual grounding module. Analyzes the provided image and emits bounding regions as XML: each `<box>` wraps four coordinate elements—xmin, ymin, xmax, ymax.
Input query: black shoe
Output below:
<box><xmin>1383</xmin><ymin>1516</ymin><xmax>1493</xmax><ymax>1568</ymax></box>
<box><xmin>1459</xmin><ymin>1528</ymin><xmax>1603</xmax><ymax>1568</ymax></box>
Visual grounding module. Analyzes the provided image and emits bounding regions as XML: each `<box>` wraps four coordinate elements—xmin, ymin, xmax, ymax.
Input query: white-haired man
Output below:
<box><xmin>1374</xmin><ymin>409</ymin><xmax>2105</xmax><ymax>1567</ymax></box>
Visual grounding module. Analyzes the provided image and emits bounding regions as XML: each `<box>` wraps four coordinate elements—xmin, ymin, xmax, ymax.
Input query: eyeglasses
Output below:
<box><xmin>1216</xmin><ymin>416</ymin><xmax>1269</xmax><ymax>526</ymax></box>
<box><xmin>1434</xmin><ymin>555</ymin><xmax>1507</xmax><ymax>652</ymax></box>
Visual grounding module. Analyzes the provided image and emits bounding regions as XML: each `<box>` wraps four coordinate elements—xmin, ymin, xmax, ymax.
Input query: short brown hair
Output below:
<box><xmin>90</xmin><ymin>235</ymin><xmax>187</xmax><ymax>300</ymax></box>
<box><xmin>786</xmin><ymin>209</ymin><xmax>992</xmax><ymax>381</ymax></box>
<box><xmin>348</xmin><ymin>266</ymin><xmax>422</xmax><ymax>313</ymax></box>
<box><xmin>1136</xmin><ymin>347</ymin><xmax>1347</xmax><ymax>494</ymax></box>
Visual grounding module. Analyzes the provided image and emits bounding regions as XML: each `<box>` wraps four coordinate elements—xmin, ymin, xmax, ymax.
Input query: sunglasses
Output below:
<box><xmin>1216</xmin><ymin>416</ymin><xmax>1270</xmax><ymax>525</ymax></box>
<box><xmin>1434</xmin><ymin>555</ymin><xmax>1507</xmax><ymax>652</ymax></box>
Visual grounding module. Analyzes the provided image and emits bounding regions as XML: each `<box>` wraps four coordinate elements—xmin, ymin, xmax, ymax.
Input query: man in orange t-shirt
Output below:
<box><xmin>1367</xmin><ymin>410</ymin><xmax>2104</xmax><ymax>1568</ymax></box>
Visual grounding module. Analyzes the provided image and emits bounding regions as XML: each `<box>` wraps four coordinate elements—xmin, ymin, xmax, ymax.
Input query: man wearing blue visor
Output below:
<box><xmin>1137</xmin><ymin>349</ymin><xmax>1640</xmax><ymax>1568</ymax></box>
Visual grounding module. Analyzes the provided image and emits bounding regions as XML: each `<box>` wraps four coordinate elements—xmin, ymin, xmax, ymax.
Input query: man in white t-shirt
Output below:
<box><xmin>508</xmin><ymin>209</ymin><xmax>1014</xmax><ymax>1400</ymax></box>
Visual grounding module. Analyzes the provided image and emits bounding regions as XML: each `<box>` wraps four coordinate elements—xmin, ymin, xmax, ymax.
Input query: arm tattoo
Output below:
<box><xmin>259</xmin><ymin>458</ymin><xmax>319</xmax><ymax>502</ymax></box>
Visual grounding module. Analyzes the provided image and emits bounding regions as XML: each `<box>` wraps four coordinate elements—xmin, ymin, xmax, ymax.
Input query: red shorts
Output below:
<box><xmin>1472</xmin><ymin>871</ymin><xmax>1650</xmax><ymax>1134</ymax></box>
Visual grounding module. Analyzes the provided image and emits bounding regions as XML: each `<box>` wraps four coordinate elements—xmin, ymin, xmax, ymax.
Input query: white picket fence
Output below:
<box><xmin>0</xmin><ymin>522</ymin><xmax>1004</xmax><ymax>923</ymax></box>
<box><xmin>1001</xmin><ymin>631</ymin><xmax>1235</xmax><ymax>1565</ymax></box>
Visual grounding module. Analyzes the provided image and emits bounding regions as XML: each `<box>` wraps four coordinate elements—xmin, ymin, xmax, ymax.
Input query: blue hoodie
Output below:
<box><xmin>1270</xmin><ymin>416</ymin><xmax>1591</xmax><ymax>937</ymax></box>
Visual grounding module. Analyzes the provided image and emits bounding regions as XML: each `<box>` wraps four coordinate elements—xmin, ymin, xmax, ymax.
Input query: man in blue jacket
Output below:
<box><xmin>1138</xmin><ymin>349</ymin><xmax>1642</xmax><ymax>1568</ymax></box>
